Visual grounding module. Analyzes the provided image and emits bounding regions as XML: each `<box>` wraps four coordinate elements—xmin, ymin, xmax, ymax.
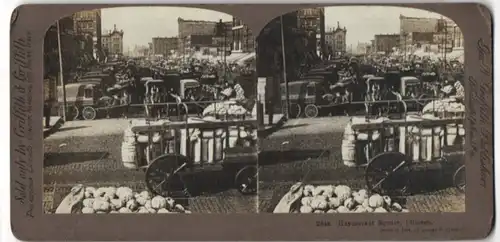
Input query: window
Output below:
<box><xmin>84</xmin><ymin>88</ymin><xmax>93</xmax><ymax>98</ymax></box>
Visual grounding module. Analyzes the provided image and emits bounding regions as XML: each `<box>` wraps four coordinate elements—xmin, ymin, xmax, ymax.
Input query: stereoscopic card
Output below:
<box><xmin>10</xmin><ymin>3</ymin><xmax>493</xmax><ymax>241</ymax></box>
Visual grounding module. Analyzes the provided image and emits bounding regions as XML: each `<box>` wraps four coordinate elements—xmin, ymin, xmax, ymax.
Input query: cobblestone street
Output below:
<box><xmin>44</xmin><ymin>117</ymin><xmax>465</xmax><ymax>213</ymax></box>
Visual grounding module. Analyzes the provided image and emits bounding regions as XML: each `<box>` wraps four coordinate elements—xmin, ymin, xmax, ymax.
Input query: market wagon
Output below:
<box><xmin>342</xmin><ymin>102</ymin><xmax>466</xmax><ymax>195</ymax></box>
<box><xmin>57</xmin><ymin>82</ymin><xmax>117</xmax><ymax>120</ymax></box>
<box><xmin>121</xmin><ymin>117</ymin><xmax>258</xmax><ymax>197</ymax></box>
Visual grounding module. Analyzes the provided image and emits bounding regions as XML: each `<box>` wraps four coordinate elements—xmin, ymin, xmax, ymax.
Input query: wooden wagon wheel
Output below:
<box><xmin>365</xmin><ymin>152</ymin><xmax>411</xmax><ymax>196</ymax></box>
<box><xmin>415</xmin><ymin>94</ymin><xmax>430</xmax><ymax>110</ymax></box>
<box><xmin>282</xmin><ymin>103</ymin><xmax>301</xmax><ymax>119</ymax></box>
<box><xmin>81</xmin><ymin>106</ymin><xmax>97</xmax><ymax>120</ymax></box>
<box><xmin>145</xmin><ymin>154</ymin><xmax>190</xmax><ymax>197</ymax></box>
<box><xmin>59</xmin><ymin>105</ymin><xmax>79</xmax><ymax>121</ymax></box>
<box><xmin>453</xmin><ymin>164</ymin><xmax>466</xmax><ymax>192</ymax></box>
<box><xmin>234</xmin><ymin>165</ymin><xmax>258</xmax><ymax>195</ymax></box>
<box><xmin>304</xmin><ymin>104</ymin><xmax>319</xmax><ymax>118</ymax></box>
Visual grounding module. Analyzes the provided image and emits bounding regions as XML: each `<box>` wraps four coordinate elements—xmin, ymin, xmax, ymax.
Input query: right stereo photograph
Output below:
<box><xmin>256</xmin><ymin>6</ymin><xmax>466</xmax><ymax>214</ymax></box>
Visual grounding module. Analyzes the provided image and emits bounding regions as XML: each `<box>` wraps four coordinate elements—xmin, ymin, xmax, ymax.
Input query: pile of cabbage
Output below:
<box><xmin>293</xmin><ymin>185</ymin><xmax>409</xmax><ymax>213</ymax></box>
<box><xmin>202</xmin><ymin>101</ymin><xmax>249</xmax><ymax>117</ymax></box>
<box><xmin>79</xmin><ymin>186</ymin><xmax>191</xmax><ymax>214</ymax></box>
<box><xmin>422</xmin><ymin>98</ymin><xmax>465</xmax><ymax>114</ymax></box>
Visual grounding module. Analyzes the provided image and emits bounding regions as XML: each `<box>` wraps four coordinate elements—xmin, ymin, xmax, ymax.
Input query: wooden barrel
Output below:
<box><xmin>445</xmin><ymin>124</ymin><xmax>465</xmax><ymax>146</ymax></box>
<box><xmin>409</xmin><ymin>126</ymin><xmax>443</xmax><ymax>162</ymax></box>
<box><xmin>145</xmin><ymin>144</ymin><xmax>163</xmax><ymax>165</ymax></box>
<box><xmin>458</xmin><ymin>124</ymin><xmax>465</xmax><ymax>145</ymax></box>
<box><xmin>123</xmin><ymin>127</ymin><xmax>136</xmax><ymax>143</ymax></box>
<box><xmin>121</xmin><ymin>141</ymin><xmax>138</xmax><ymax>169</ymax></box>
<box><xmin>199</xmin><ymin>129</ymin><xmax>225</xmax><ymax>164</ymax></box>
<box><xmin>341</xmin><ymin>139</ymin><xmax>357</xmax><ymax>167</ymax></box>
<box><xmin>181</xmin><ymin>128</ymin><xmax>226</xmax><ymax>164</ymax></box>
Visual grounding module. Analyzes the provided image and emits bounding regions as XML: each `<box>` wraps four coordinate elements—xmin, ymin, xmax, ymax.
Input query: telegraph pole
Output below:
<box><xmin>223</xmin><ymin>21</ymin><xmax>227</xmax><ymax>82</ymax></box>
<box><xmin>56</xmin><ymin>20</ymin><xmax>67</xmax><ymax>122</ymax></box>
<box><xmin>280</xmin><ymin>15</ymin><xmax>289</xmax><ymax>119</ymax></box>
<box><xmin>443</xmin><ymin>19</ymin><xmax>448</xmax><ymax>64</ymax></box>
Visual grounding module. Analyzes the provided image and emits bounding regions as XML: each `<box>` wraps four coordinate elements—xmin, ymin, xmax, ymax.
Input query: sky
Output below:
<box><xmin>101</xmin><ymin>7</ymin><xmax>233</xmax><ymax>50</ymax></box>
<box><xmin>100</xmin><ymin>6</ymin><xmax>450</xmax><ymax>50</ymax></box>
<box><xmin>324</xmin><ymin>6</ymin><xmax>446</xmax><ymax>47</ymax></box>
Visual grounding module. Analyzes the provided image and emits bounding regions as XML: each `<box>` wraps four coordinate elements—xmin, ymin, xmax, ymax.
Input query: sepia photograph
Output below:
<box><xmin>256</xmin><ymin>6</ymin><xmax>466</xmax><ymax>213</ymax></box>
<box><xmin>43</xmin><ymin>7</ymin><xmax>259</xmax><ymax>214</ymax></box>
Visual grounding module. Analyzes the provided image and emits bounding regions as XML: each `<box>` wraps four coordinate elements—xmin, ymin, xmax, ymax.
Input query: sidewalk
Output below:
<box><xmin>43</xmin><ymin>116</ymin><xmax>64</xmax><ymax>139</ymax></box>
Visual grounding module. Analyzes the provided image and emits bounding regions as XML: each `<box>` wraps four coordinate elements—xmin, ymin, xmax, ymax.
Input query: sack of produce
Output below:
<box><xmin>422</xmin><ymin>98</ymin><xmax>465</xmax><ymax>114</ymax></box>
<box><xmin>55</xmin><ymin>185</ymin><xmax>192</xmax><ymax>214</ymax></box>
<box><xmin>274</xmin><ymin>183</ymin><xmax>409</xmax><ymax>213</ymax></box>
<box><xmin>202</xmin><ymin>100</ymin><xmax>249</xmax><ymax>118</ymax></box>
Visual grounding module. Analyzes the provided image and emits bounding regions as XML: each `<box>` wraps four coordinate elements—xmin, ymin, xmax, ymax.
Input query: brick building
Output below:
<box><xmin>177</xmin><ymin>18</ymin><xmax>232</xmax><ymax>53</ymax></box>
<box><xmin>399</xmin><ymin>15</ymin><xmax>463</xmax><ymax>52</ymax></box>
<box><xmin>44</xmin><ymin>16</ymin><xmax>76</xmax><ymax>103</ymax></box>
<box><xmin>73</xmin><ymin>10</ymin><xmax>103</xmax><ymax>61</ymax></box>
<box><xmin>297</xmin><ymin>8</ymin><xmax>325</xmax><ymax>56</ymax></box>
<box><xmin>374</xmin><ymin>34</ymin><xmax>400</xmax><ymax>53</ymax></box>
<box><xmin>152</xmin><ymin>37</ymin><xmax>178</xmax><ymax>57</ymax></box>
<box><xmin>212</xmin><ymin>21</ymin><xmax>233</xmax><ymax>54</ymax></box>
<box><xmin>101</xmin><ymin>24</ymin><xmax>124</xmax><ymax>57</ymax></box>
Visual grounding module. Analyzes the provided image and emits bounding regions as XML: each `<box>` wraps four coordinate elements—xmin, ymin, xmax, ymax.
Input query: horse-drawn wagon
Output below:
<box><xmin>121</xmin><ymin>117</ymin><xmax>258</xmax><ymax>197</ymax></box>
<box><xmin>341</xmin><ymin>100</ymin><xmax>466</xmax><ymax>195</ymax></box>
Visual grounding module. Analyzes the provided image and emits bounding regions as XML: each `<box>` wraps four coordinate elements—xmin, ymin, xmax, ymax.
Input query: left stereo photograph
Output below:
<box><xmin>42</xmin><ymin>6</ymin><xmax>259</xmax><ymax>214</ymax></box>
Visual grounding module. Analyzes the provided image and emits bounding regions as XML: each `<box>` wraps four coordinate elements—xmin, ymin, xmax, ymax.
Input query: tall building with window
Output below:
<box><xmin>151</xmin><ymin>37</ymin><xmax>179</xmax><ymax>57</ymax></box>
<box><xmin>231</xmin><ymin>17</ymin><xmax>254</xmax><ymax>53</ymax></box>
<box><xmin>325</xmin><ymin>22</ymin><xmax>347</xmax><ymax>57</ymax></box>
<box><xmin>374</xmin><ymin>34</ymin><xmax>400</xmax><ymax>53</ymax></box>
<box><xmin>177</xmin><ymin>17</ymin><xmax>232</xmax><ymax>53</ymax></box>
<box><xmin>297</xmin><ymin>8</ymin><xmax>325</xmax><ymax>56</ymax></box>
<box><xmin>44</xmin><ymin>16</ymin><xmax>76</xmax><ymax>104</ymax></box>
<box><xmin>73</xmin><ymin>10</ymin><xmax>103</xmax><ymax>61</ymax></box>
<box><xmin>101</xmin><ymin>24</ymin><xmax>124</xmax><ymax>57</ymax></box>
<box><xmin>399</xmin><ymin>14</ymin><xmax>463</xmax><ymax>52</ymax></box>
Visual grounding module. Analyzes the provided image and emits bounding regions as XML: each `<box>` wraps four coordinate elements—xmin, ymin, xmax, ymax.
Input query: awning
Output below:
<box><xmin>447</xmin><ymin>50</ymin><xmax>464</xmax><ymax>61</ymax></box>
<box><xmin>226</xmin><ymin>53</ymin><xmax>247</xmax><ymax>62</ymax></box>
<box><xmin>236</xmin><ymin>52</ymin><xmax>256</xmax><ymax>65</ymax></box>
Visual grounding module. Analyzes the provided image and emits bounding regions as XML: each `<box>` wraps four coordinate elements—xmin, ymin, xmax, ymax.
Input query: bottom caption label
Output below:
<box><xmin>314</xmin><ymin>219</ymin><xmax>463</xmax><ymax>234</ymax></box>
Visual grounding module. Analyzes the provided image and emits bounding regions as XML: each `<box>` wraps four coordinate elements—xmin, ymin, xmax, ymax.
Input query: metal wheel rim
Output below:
<box><xmin>234</xmin><ymin>166</ymin><xmax>258</xmax><ymax>195</ymax></box>
<box><xmin>145</xmin><ymin>156</ymin><xmax>185</xmax><ymax>197</ymax></box>
<box><xmin>282</xmin><ymin>103</ymin><xmax>301</xmax><ymax>118</ymax></box>
<box><xmin>82</xmin><ymin>107</ymin><xmax>96</xmax><ymax>120</ymax></box>
<box><xmin>365</xmin><ymin>152</ymin><xmax>411</xmax><ymax>195</ymax></box>
<box><xmin>453</xmin><ymin>165</ymin><xmax>466</xmax><ymax>192</ymax></box>
<box><xmin>60</xmin><ymin>106</ymin><xmax>79</xmax><ymax>120</ymax></box>
<box><xmin>304</xmin><ymin>105</ymin><xmax>318</xmax><ymax>118</ymax></box>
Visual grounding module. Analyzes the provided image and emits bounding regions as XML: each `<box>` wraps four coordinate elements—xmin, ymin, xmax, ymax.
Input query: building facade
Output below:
<box><xmin>399</xmin><ymin>15</ymin><xmax>463</xmax><ymax>52</ymax></box>
<box><xmin>374</xmin><ymin>34</ymin><xmax>400</xmax><ymax>53</ymax></box>
<box><xmin>355</xmin><ymin>42</ymin><xmax>372</xmax><ymax>55</ymax></box>
<box><xmin>73</xmin><ymin>10</ymin><xmax>103</xmax><ymax>61</ymax></box>
<box><xmin>297</xmin><ymin>8</ymin><xmax>325</xmax><ymax>56</ymax></box>
<box><xmin>325</xmin><ymin>23</ymin><xmax>347</xmax><ymax>57</ymax></box>
<box><xmin>44</xmin><ymin>16</ymin><xmax>77</xmax><ymax>103</ymax></box>
<box><xmin>177</xmin><ymin>17</ymin><xmax>232</xmax><ymax>54</ymax></box>
<box><xmin>231</xmin><ymin>17</ymin><xmax>255</xmax><ymax>53</ymax></box>
<box><xmin>212</xmin><ymin>21</ymin><xmax>233</xmax><ymax>55</ymax></box>
<box><xmin>101</xmin><ymin>24</ymin><xmax>124</xmax><ymax>57</ymax></box>
<box><xmin>151</xmin><ymin>37</ymin><xmax>178</xmax><ymax>57</ymax></box>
